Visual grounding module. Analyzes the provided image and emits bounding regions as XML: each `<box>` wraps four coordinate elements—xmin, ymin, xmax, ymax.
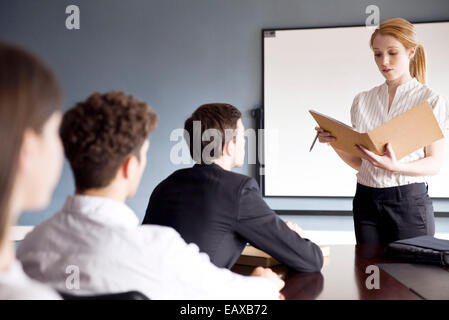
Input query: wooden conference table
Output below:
<box><xmin>231</xmin><ymin>245</ymin><xmax>449</xmax><ymax>300</ymax></box>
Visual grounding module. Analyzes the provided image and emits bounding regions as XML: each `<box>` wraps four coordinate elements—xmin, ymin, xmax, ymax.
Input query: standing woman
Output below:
<box><xmin>316</xmin><ymin>18</ymin><xmax>449</xmax><ymax>244</ymax></box>
<box><xmin>0</xmin><ymin>43</ymin><xmax>64</xmax><ymax>299</ymax></box>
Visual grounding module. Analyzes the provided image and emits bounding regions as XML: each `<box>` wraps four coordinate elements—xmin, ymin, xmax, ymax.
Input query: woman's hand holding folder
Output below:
<box><xmin>313</xmin><ymin>126</ymin><xmax>362</xmax><ymax>171</ymax></box>
<box><xmin>355</xmin><ymin>143</ymin><xmax>399</xmax><ymax>172</ymax></box>
<box><xmin>314</xmin><ymin>126</ymin><xmax>336</xmax><ymax>143</ymax></box>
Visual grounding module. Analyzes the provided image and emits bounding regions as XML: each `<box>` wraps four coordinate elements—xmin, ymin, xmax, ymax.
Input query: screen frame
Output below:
<box><xmin>259</xmin><ymin>19</ymin><xmax>449</xmax><ymax>201</ymax></box>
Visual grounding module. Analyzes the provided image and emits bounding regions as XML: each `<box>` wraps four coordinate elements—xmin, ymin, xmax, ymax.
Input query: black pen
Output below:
<box><xmin>309</xmin><ymin>131</ymin><xmax>319</xmax><ymax>152</ymax></box>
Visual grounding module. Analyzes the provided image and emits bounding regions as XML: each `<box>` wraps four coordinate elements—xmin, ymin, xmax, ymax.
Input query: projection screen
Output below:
<box><xmin>262</xmin><ymin>21</ymin><xmax>449</xmax><ymax>197</ymax></box>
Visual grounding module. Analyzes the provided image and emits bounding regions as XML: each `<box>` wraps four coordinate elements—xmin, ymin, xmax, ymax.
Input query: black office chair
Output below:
<box><xmin>59</xmin><ymin>290</ymin><xmax>149</xmax><ymax>300</ymax></box>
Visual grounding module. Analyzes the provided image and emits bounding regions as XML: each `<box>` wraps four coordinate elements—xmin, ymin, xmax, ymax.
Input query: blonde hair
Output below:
<box><xmin>370</xmin><ymin>18</ymin><xmax>426</xmax><ymax>84</ymax></box>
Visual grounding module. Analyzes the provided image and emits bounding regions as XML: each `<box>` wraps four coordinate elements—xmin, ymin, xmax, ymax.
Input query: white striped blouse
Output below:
<box><xmin>350</xmin><ymin>77</ymin><xmax>449</xmax><ymax>188</ymax></box>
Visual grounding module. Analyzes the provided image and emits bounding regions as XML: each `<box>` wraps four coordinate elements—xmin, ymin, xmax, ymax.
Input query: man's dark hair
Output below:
<box><xmin>184</xmin><ymin>103</ymin><xmax>242</xmax><ymax>162</ymax></box>
<box><xmin>60</xmin><ymin>91</ymin><xmax>158</xmax><ymax>192</ymax></box>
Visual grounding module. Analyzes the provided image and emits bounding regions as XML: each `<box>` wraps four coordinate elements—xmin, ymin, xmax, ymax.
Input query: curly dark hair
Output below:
<box><xmin>60</xmin><ymin>91</ymin><xmax>158</xmax><ymax>191</ymax></box>
<box><xmin>184</xmin><ymin>103</ymin><xmax>242</xmax><ymax>162</ymax></box>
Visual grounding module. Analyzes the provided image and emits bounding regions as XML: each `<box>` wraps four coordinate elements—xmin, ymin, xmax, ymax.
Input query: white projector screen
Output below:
<box><xmin>263</xmin><ymin>21</ymin><xmax>449</xmax><ymax>197</ymax></box>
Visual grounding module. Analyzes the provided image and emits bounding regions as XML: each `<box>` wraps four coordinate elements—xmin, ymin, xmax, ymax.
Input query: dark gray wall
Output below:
<box><xmin>1</xmin><ymin>0</ymin><xmax>448</xmax><ymax>225</ymax></box>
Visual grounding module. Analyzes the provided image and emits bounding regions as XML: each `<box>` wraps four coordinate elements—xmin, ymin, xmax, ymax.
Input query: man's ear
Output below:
<box><xmin>222</xmin><ymin>139</ymin><xmax>235</xmax><ymax>157</ymax></box>
<box><xmin>121</xmin><ymin>156</ymin><xmax>135</xmax><ymax>179</ymax></box>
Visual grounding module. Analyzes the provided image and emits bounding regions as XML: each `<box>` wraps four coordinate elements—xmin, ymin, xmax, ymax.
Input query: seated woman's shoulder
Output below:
<box><xmin>0</xmin><ymin>282</ymin><xmax>60</xmax><ymax>300</ymax></box>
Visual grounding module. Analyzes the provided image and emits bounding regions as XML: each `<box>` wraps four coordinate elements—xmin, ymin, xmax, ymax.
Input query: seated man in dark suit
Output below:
<box><xmin>143</xmin><ymin>103</ymin><xmax>323</xmax><ymax>272</ymax></box>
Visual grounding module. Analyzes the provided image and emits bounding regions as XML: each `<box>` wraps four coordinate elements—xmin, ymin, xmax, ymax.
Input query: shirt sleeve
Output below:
<box><xmin>155</xmin><ymin>228</ymin><xmax>280</xmax><ymax>300</ymax></box>
<box><xmin>350</xmin><ymin>93</ymin><xmax>362</xmax><ymax>130</ymax></box>
<box><xmin>428</xmin><ymin>94</ymin><xmax>449</xmax><ymax>132</ymax></box>
<box><xmin>235</xmin><ymin>178</ymin><xmax>323</xmax><ymax>273</ymax></box>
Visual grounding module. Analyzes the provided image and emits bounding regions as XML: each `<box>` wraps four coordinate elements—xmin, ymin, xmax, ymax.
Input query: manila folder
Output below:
<box><xmin>309</xmin><ymin>102</ymin><xmax>444</xmax><ymax>160</ymax></box>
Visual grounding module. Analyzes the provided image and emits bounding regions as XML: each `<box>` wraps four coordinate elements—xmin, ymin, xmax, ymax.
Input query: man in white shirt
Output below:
<box><xmin>17</xmin><ymin>91</ymin><xmax>284</xmax><ymax>299</ymax></box>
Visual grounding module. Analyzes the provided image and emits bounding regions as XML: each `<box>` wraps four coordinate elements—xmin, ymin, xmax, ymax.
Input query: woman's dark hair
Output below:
<box><xmin>0</xmin><ymin>42</ymin><xmax>62</xmax><ymax>248</ymax></box>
